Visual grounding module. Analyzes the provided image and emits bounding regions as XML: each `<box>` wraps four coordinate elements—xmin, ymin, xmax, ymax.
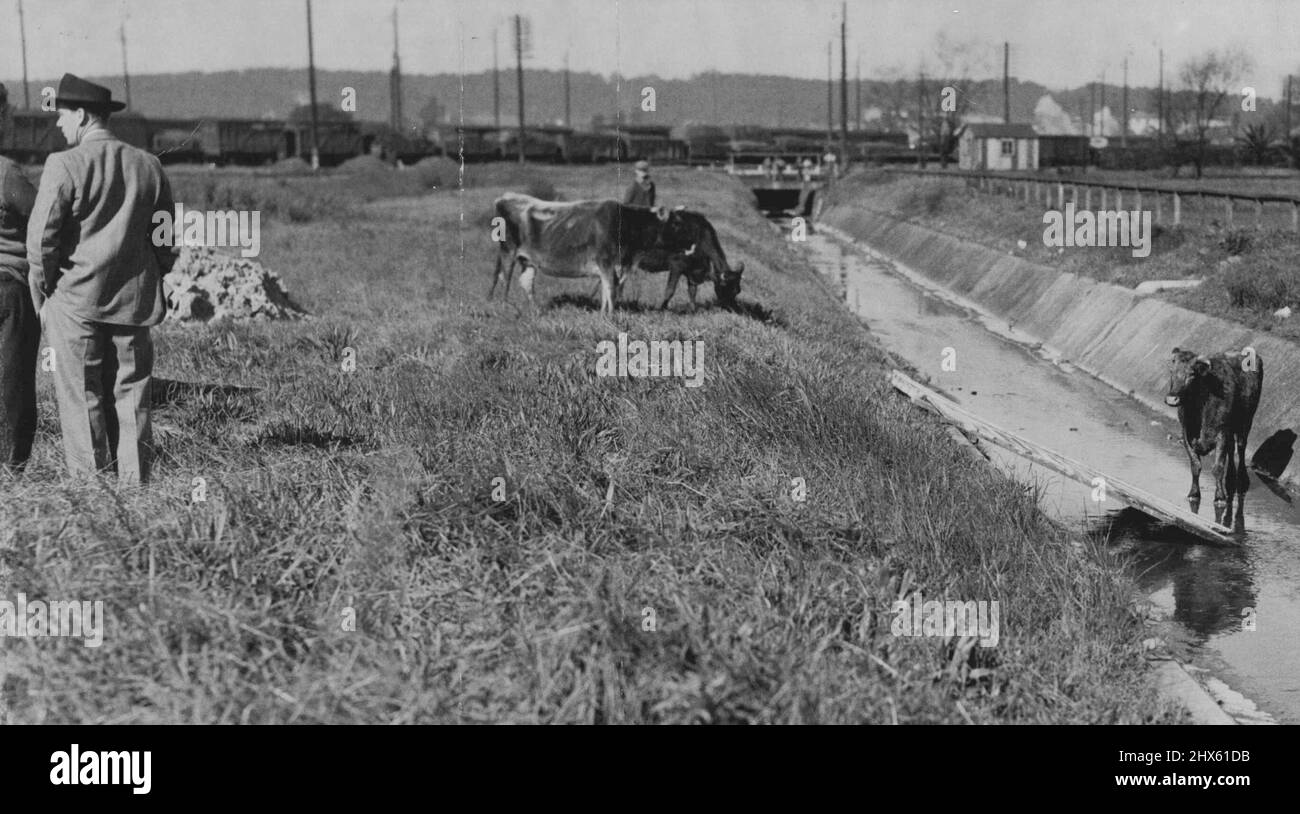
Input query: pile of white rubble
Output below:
<box><xmin>165</xmin><ymin>246</ymin><xmax>307</xmax><ymax>323</ymax></box>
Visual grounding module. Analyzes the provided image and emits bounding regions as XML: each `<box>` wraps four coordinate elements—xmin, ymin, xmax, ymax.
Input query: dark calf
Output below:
<box><xmin>1165</xmin><ymin>346</ymin><xmax>1263</xmax><ymax>525</ymax></box>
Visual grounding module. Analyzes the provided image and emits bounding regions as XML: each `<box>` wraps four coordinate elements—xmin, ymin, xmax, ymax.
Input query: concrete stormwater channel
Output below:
<box><xmin>792</xmin><ymin>223</ymin><xmax>1300</xmax><ymax>724</ymax></box>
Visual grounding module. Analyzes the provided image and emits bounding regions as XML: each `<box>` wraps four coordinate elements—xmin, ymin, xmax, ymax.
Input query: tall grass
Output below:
<box><xmin>0</xmin><ymin>166</ymin><xmax>1180</xmax><ymax>723</ymax></box>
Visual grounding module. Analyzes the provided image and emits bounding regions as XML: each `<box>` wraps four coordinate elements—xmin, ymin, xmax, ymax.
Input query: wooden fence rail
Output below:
<box><xmin>886</xmin><ymin>166</ymin><xmax>1300</xmax><ymax>232</ymax></box>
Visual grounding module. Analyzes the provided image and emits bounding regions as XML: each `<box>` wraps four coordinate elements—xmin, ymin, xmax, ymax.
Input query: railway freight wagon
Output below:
<box><xmin>291</xmin><ymin>120</ymin><xmax>365</xmax><ymax>167</ymax></box>
<box><xmin>1</xmin><ymin>110</ymin><xmax>61</xmax><ymax>163</ymax></box>
<box><xmin>358</xmin><ymin>124</ymin><xmax>438</xmax><ymax>164</ymax></box>
<box><xmin>679</xmin><ymin>124</ymin><xmax>731</xmax><ymax>164</ymax></box>
<box><xmin>564</xmin><ymin>131</ymin><xmax>625</xmax><ymax>163</ymax></box>
<box><xmin>202</xmin><ymin>119</ymin><xmax>294</xmax><ymax>165</ymax></box>
<box><xmin>438</xmin><ymin>125</ymin><xmax>503</xmax><ymax>162</ymax></box>
<box><xmin>625</xmin><ymin>135</ymin><xmax>688</xmax><ymax>163</ymax></box>
<box><xmin>1037</xmin><ymin>135</ymin><xmax>1091</xmax><ymax>169</ymax></box>
<box><xmin>498</xmin><ymin>128</ymin><xmax>568</xmax><ymax>162</ymax></box>
<box><xmin>149</xmin><ymin>118</ymin><xmax>293</xmax><ymax>166</ymax></box>
<box><xmin>2</xmin><ymin>109</ymin><xmax>151</xmax><ymax>162</ymax></box>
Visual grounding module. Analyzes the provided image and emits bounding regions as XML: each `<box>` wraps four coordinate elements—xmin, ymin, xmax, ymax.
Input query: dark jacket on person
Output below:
<box><xmin>623</xmin><ymin>179</ymin><xmax>656</xmax><ymax>208</ymax></box>
<box><xmin>0</xmin><ymin>156</ymin><xmax>36</xmax><ymax>286</ymax></box>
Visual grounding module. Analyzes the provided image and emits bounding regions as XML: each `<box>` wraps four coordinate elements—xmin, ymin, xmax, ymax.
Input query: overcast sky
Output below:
<box><xmin>3</xmin><ymin>0</ymin><xmax>1298</xmax><ymax>96</ymax></box>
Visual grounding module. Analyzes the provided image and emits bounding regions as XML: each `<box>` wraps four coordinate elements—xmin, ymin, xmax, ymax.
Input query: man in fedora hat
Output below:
<box><xmin>0</xmin><ymin>82</ymin><xmax>40</xmax><ymax>473</ymax></box>
<box><xmin>26</xmin><ymin>73</ymin><xmax>178</xmax><ymax>485</ymax></box>
<box><xmin>623</xmin><ymin>159</ymin><xmax>656</xmax><ymax>208</ymax></box>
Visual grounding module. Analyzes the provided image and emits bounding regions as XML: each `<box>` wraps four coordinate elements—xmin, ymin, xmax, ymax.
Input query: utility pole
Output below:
<box><xmin>855</xmin><ymin>54</ymin><xmax>862</xmax><ymax>132</ymax></box>
<box><xmin>1157</xmin><ymin>48</ymin><xmax>1164</xmax><ymax>145</ymax></box>
<box><xmin>305</xmin><ymin>0</ymin><xmax>320</xmax><ymax>170</ymax></box>
<box><xmin>840</xmin><ymin>2</ymin><xmax>848</xmax><ymax>170</ymax></box>
<box><xmin>1287</xmin><ymin>75</ymin><xmax>1293</xmax><ymax>167</ymax></box>
<box><xmin>389</xmin><ymin>4</ymin><xmax>402</xmax><ymax>133</ymax></box>
<box><xmin>1003</xmin><ymin>42</ymin><xmax>1010</xmax><ymax>123</ymax></box>
<box><xmin>1122</xmin><ymin>58</ymin><xmax>1129</xmax><ymax>146</ymax></box>
<box><xmin>515</xmin><ymin>14</ymin><xmax>526</xmax><ymax>164</ymax></box>
<box><xmin>564</xmin><ymin>51</ymin><xmax>571</xmax><ymax>129</ymax></box>
<box><xmin>18</xmin><ymin>0</ymin><xmax>30</xmax><ymax>108</ymax></box>
<box><xmin>826</xmin><ymin>42</ymin><xmax>833</xmax><ymax>148</ymax></box>
<box><xmin>493</xmin><ymin>28</ymin><xmax>500</xmax><ymax>130</ymax></box>
<box><xmin>918</xmin><ymin>70</ymin><xmax>926</xmax><ymax>169</ymax></box>
<box><xmin>120</xmin><ymin>20</ymin><xmax>132</xmax><ymax>111</ymax></box>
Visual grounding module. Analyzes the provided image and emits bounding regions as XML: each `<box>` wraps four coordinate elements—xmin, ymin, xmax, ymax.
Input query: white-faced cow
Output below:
<box><xmin>1165</xmin><ymin>346</ymin><xmax>1264</xmax><ymax>525</ymax></box>
<box><xmin>489</xmin><ymin>193</ymin><xmax>742</xmax><ymax>316</ymax></box>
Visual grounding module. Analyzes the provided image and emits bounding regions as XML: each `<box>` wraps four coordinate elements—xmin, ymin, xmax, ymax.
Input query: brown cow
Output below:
<box><xmin>1164</xmin><ymin>346</ymin><xmax>1263</xmax><ymax>525</ymax></box>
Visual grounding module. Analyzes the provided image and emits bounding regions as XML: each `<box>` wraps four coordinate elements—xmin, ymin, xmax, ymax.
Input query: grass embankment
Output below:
<box><xmin>829</xmin><ymin>170</ymin><xmax>1300</xmax><ymax>341</ymax></box>
<box><xmin>0</xmin><ymin>164</ymin><xmax>1179</xmax><ymax>723</ymax></box>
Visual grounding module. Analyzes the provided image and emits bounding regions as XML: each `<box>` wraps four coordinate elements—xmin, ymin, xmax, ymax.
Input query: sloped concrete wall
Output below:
<box><xmin>822</xmin><ymin>205</ymin><xmax>1300</xmax><ymax>486</ymax></box>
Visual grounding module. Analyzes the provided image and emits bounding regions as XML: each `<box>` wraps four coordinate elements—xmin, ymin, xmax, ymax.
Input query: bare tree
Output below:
<box><xmin>875</xmin><ymin>66</ymin><xmax>916</xmax><ymax>133</ymax></box>
<box><xmin>1172</xmin><ymin>48</ymin><xmax>1253</xmax><ymax>178</ymax></box>
<box><xmin>928</xmin><ymin>34</ymin><xmax>990</xmax><ymax>168</ymax></box>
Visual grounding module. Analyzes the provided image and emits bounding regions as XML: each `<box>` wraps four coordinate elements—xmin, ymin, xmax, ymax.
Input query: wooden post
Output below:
<box><xmin>1156</xmin><ymin>194</ymin><xmax>1163</xmax><ymax>225</ymax></box>
<box><xmin>1057</xmin><ymin>182</ymin><xmax>1064</xmax><ymax>209</ymax></box>
<box><xmin>1135</xmin><ymin>190</ymin><xmax>1142</xmax><ymax>212</ymax></box>
<box><xmin>1100</xmin><ymin>187</ymin><xmax>1107</xmax><ymax>209</ymax></box>
<box><xmin>1085</xmin><ymin>186</ymin><xmax>1092</xmax><ymax>209</ymax></box>
<box><xmin>1116</xmin><ymin>189</ymin><xmax>1123</xmax><ymax>210</ymax></box>
<box><xmin>1072</xmin><ymin>185</ymin><xmax>1078</xmax><ymax>206</ymax></box>
<box><xmin>1173</xmin><ymin>192</ymin><xmax>1181</xmax><ymax>226</ymax></box>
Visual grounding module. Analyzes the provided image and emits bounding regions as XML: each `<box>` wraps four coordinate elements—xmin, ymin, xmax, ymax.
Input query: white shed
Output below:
<box><xmin>959</xmin><ymin>123</ymin><xmax>1039</xmax><ymax>171</ymax></box>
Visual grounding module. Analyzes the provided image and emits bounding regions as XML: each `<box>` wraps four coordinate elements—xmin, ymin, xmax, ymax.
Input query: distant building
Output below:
<box><xmin>959</xmin><ymin>123</ymin><xmax>1039</xmax><ymax>171</ymax></box>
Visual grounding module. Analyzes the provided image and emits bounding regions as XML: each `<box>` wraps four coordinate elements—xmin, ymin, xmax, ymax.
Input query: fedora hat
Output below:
<box><xmin>54</xmin><ymin>73</ymin><xmax>125</xmax><ymax>113</ymax></box>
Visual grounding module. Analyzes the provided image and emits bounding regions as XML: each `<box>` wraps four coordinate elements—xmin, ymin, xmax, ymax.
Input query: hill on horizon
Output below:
<box><xmin>1</xmin><ymin>68</ymin><xmax>1278</xmax><ymax>134</ymax></box>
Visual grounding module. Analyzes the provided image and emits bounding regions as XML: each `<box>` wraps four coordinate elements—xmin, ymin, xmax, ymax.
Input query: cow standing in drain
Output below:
<box><xmin>1165</xmin><ymin>346</ymin><xmax>1263</xmax><ymax>528</ymax></box>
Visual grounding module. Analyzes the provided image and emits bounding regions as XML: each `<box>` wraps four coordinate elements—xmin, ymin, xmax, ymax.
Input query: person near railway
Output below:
<box><xmin>26</xmin><ymin>74</ymin><xmax>179</xmax><ymax>486</ymax></box>
<box><xmin>623</xmin><ymin>159</ymin><xmax>656</xmax><ymax>208</ymax></box>
<box><xmin>0</xmin><ymin>82</ymin><xmax>40</xmax><ymax>472</ymax></box>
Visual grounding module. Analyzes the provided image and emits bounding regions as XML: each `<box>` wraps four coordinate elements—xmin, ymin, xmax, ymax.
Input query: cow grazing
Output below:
<box><xmin>490</xmin><ymin>194</ymin><xmax>743</xmax><ymax>315</ymax></box>
<box><xmin>1165</xmin><ymin>346</ymin><xmax>1264</xmax><ymax>525</ymax></box>
<box><xmin>491</xmin><ymin>193</ymin><xmax>684</xmax><ymax>316</ymax></box>
<box><xmin>637</xmin><ymin>208</ymin><xmax>745</xmax><ymax>311</ymax></box>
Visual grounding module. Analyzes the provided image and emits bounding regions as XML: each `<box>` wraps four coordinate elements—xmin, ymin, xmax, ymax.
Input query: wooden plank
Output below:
<box><xmin>890</xmin><ymin>370</ymin><xmax>1235</xmax><ymax>545</ymax></box>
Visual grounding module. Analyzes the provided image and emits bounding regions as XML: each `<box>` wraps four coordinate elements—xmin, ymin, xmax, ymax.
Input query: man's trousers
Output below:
<box><xmin>41</xmin><ymin>295</ymin><xmax>154</xmax><ymax>485</ymax></box>
<box><xmin>0</xmin><ymin>277</ymin><xmax>39</xmax><ymax>470</ymax></box>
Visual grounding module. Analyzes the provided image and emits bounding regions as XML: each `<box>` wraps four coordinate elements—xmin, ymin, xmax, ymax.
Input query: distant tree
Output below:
<box><xmin>1236</xmin><ymin>122</ymin><xmax>1278</xmax><ymax>166</ymax></box>
<box><xmin>1171</xmin><ymin>49</ymin><xmax>1252</xmax><ymax>178</ymax></box>
<box><xmin>928</xmin><ymin>33</ymin><xmax>990</xmax><ymax>168</ymax></box>
<box><xmin>874</xmin><ymin>68</ymin><xmax>915</xmax><ymax>134</ymax></box>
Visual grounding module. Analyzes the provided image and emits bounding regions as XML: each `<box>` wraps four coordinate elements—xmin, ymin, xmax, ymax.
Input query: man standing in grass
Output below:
<box><xmin>0</xmin><ymin>83</ymin><xmax>39</xmax><ymax>473</ymax></box>
<box><xmin>26</xmin><ymin>74</ymin><xmax>178</xmax><ymax>486</ymax></box>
